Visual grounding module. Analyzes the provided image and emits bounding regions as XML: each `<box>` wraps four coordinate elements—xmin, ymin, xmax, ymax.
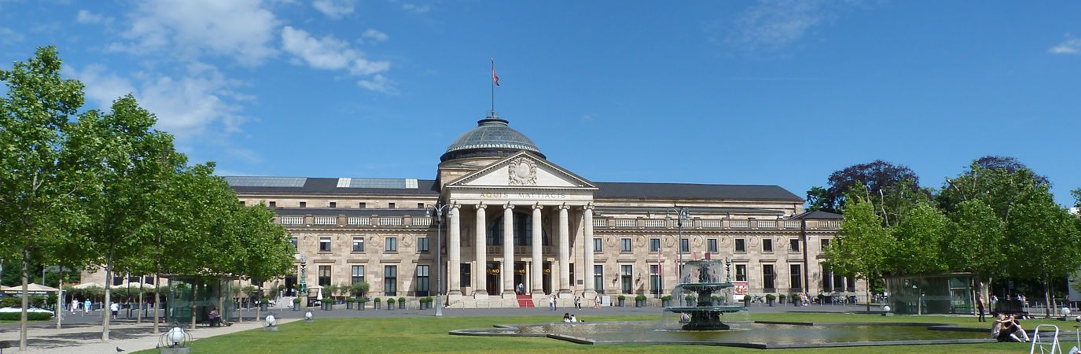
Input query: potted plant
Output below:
<box><xmin>345</xmin><ymin>297</ymin><xmax>355</xmax><ymax>309</ymax></box>
<box><xmin>617</xmin><ymin>295</ymin><xmax>626</xmax><ymax>307</ymax></box>
<box><xmin>421</xmin><ymin>296</ymin><xmax>433</xmax><ymax>309</ymax></box>
<box><xmin>398</xmin><ymin>297</ymin><xmax>406</xmax><ymax>309</ymax></box>
<box><xmin>323</xmin><ymin>299</ymin><xmax>333</xmax><ymax>311</ymax></box>
<box><xmin>778</xmin><ymin>294</ymin><xmax>787</xmax><ymax>305</ymax></box>
<box><xmin>387</xmin><ymin>297</ymin><xmax>396</xmax><ymax>310</ymax></box>
<box><xmin>634</xmin><ymin>294</ymin><xmax>647</xmax><ymax>307</ymax></box>
<box><xmin>358</xmin><ymin>297</ymin><xmax>367</xmax><ymax>311</ymax></box>
<box><xmin>711</xmin><ymin>295</ymin><xmax>724</xmax><ymax>305</ymax></box>
<box><xmin>766</xmin><ymin>293</ymin><xmax>777</xmax><ymax>307</ymax></box>
<box><xmin>661</xmin><ymin>295</ymin><xmax>673</xmax><ymax>307</ymax></box>
<box><xmin>292</xmin><ymin>297</ymin><xmax>301</xmax><ymax>311</ymax></box>
<box><xmin>684</xmin><ymin>294</ymin><xmax>696</xmax><ymax>306</ymax></box>
<box><xmin>373</xmin><ymin>297</ymin><xmax>381</xmax><ymax>310</ymax></box>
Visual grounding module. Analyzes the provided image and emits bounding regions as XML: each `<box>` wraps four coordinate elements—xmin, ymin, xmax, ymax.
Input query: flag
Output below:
<box><xmin>491</xmin><ymin>58</ymin><xmax>500</xmax><ymax>86</ymax></box>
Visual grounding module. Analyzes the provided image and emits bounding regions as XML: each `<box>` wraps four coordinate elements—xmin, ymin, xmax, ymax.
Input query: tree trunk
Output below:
<box><xmin>1044</xmin><ymin>276</ymin><xmax>1053</xmax><ymax>318</ymax></box>
<box><xmin>103</xmin><ymin>260</ymin><xmax>112</xmax><ymax>341</ymax></box>
<box><xmin>137</xmin><ymin>281</ymin><xmax>144</xmax><ymax>324</ymax></box>
<box><xmin>153</xmin><ymin>274</ymin><xmax>160</xmax><ymax>334</ymax></box>
<box><xmin>190</xmin><ymin>277</ymin><xmax>198</xmax><ymax>330</ymax></box>
<box><xmin>19</xmin><ymin>250</ymin><xmax>30</xmax><ymax>351</ymax></box>
<box><xmin>57</xmin><ymin>277</ymin><xmax>63</xmax><ymax>329</ymax></box>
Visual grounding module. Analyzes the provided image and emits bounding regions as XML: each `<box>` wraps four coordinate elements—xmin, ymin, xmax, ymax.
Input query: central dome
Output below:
<box><xmin>440</xmin><ymin>115</ymin><xmax>545</xmax><ymax>162</ymax></box>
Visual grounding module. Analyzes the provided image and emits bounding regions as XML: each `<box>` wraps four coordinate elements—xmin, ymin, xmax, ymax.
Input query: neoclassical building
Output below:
<box><xmin>224</xmin><ymin>114</ymin><xmax>860</xmax><ymax>307</ymax></box>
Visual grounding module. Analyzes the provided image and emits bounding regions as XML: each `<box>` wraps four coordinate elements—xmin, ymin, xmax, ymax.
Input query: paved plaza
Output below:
<box><xmin>0</xmin><ymin>303</ymin><xmax>886</xmax><ymax>353</ymax></box>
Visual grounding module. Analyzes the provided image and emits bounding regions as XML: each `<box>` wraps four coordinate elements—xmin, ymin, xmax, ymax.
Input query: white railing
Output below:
<box><xmin>379</xmin><ymin>217</ymin><xmax>402</xmax><ymax>226</ymax></box>
<box><xmin>783</xmin><ymin>220</ymin><xmax>802</xmax><ymax>229</ymax></box>
<box><xmin>280</xmin><ymin>216</ymin><xmax>304</xmax><ymax>225</ymax></box>
<box><xmin>411</xmin><ymin>217</ymin><xmax>431</xmax><ymax>226</ymax></box>
<box><xmin>615</xmin><ymin>219</ymin><xmax>636</xmax><ymax>228</ymax></box>
<box><xmin>755</xmin><ymin>220</ymin><xmax>776</xmax><ymax>229</ymax></box>
<box><xmin>642</xmin><ymin>219</ymin><xmax>666</xmax><ymax>228</ymax></box>
<box><xmin>313</xmin><ymin>216</ymin><xmax>337</xmax><ymax>225</ymax></box>
<box><xmin>730</xmin><ymin>220</ymin><xmax>749</xmax><ymax>228</ymax></box>
<box><xmin>348</xmin><ymin>217</ymin><xmax>370</xmax><ymax>226</ymax></box>
<box><xmin>701</xmin><ymin>219</ymin><xmax>722</xmax><ymax>228</ymax></box>
<box><xmin>593</xmin><ymin>218</ymin><xmax>607</xmax><ymax>228</ymax></box>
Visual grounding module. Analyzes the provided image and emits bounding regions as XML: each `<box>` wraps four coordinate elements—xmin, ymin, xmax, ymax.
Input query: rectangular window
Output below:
<box><xmin>621</xmin><ymin>265</ymin><xmax>633</xmax><ymax>294</ymax></box>
<box><xmin>299</xmin><ymin>202</ymin><xmax>306</xmax><ymax>208</ymax></box>
<box><xmin>417</xmin><ymin>203</ymin><xmax>424</xmax><ymax>209</ymax></box>
<box><xmin>834</xmin><ymin>272</ymin><xmax>845</xmax><ymax>292</ymax></box>
<box><xmin>736</xmin><ymin>265</ymin><xmax>747</xmax><ymax>282</ymax></box>
<box><xmin>735</xmin><ymin>238</ymin><xmax>746</xmax><ymax>252</ymax></box>
<box><xmin>846</xmin><ymin>275</ymin><xmax>856</xmax><ymax>292</ymax></box>
<box><xmin>593</xmin><ymin>238</ymin><xmax>602</xmax><ymax>253</ymax></box>
<box><xmin>460</xmin><ymin>263</ymin><xmax>471</xmax><ymax>287</ymax></box>
<box><xmin>318</xmin><ymin>265</ymin><xmax>332</xmax><ymax>286</ymax></box>
<box><xmin>239</xmin><ymin>201</ymin><xmax>245</xmax><ymax>206</ymax></box>
<box><xmin>143</xmin><ymin>276</ymin><xmax>155</xmax><ymax>285</ymax></box>
<box><xmin>113</xmin><ymin>276</ymin><xmax>123</xmax><ymax>286</ymax></box>
<box><xmin>650</xmin><ymin>264</ymin><xmax>661</xmax><ymax>296</ymax></box>
<box><xmin>620</xmin><ymin>238</ymin><xmax>632</xmax><ymax>253</ymax></box>
<box><xmin>319</xmin><ymin>236</ymin><xmax>332</xmax><ymax>252</ymax></box>
<box><xmin>763</xmin><ymin>264</ymin><xmax>775</xmax><ymax>291</ymax></box>
<box><xmin>359</xmin><ymin>202</ymin><xmax>366</xmax><ymax>208</ymax></box>
<box><xmin>384</xmin><ymin>265</ymin><xmax>397</xmax><ymax>296</ymax></box>
<box><xmin>329</xmin><ymin>201</ymin><xmax>336</xmax><ymax>208</ymax></box>
<box><xmin>352</xmin><ymin>237</ymin><xmax>364</xmax><ymax>252</ymax></box>
<box><xmin>821</xmin><ymin>239</ymin><xmax>831</xmax><ymax>250</ymax></box>
<box><xmin>570</xmin><ymin>263</ymin><xmax>575</xmax><ymax>285</ymax></box>
<box><xmin>707</xmin><ymin>239</ymin><xmax>718</xmax><ymax>253</ymax></box>
<box><xmin>290</xmin><ymin>237</ymin><xmax>298</xmax><ymax>250</ymax></box>
<box><xmin>789</xmin><ymin>239</ymin><xmax>800</xmax><ymax>252</ymax></box>
<box><xmin>351</xmin><ymin>265</ymin><xmax>365</xmax><ymax>284</ymax></box>
<box><xmin>269</xmin><ymin>201</ymin><xmax>276</xmax><ymax>208</ymax></box>
<box><xmin>790</xmin><ymin>264</ymin><xmax>802</xmax><ymax>291</ymax></box>
<box><xmin>388</xmin><ymin>202</ymin><xmax>396</xmax><ymax>209</ymax></box>
<box><xmin>594</xmin><ymin>265</ymin><xmax>604</xmax><ymax>293</ymax></box>
<box><xmin>416</xmin><ymin>265</ymin><xmax>430</xmax><ymax>296</ymax></box>
<box><xmin>385</xmin><ymin>237</ymin><xmax>398</xmax><ymax>252</ymax></box>
<box><xmin>418</xmin><ymin>237</ymin><xmax>429</xmax><ymax>253</ymax></box>
<box><xmin>649</xmin><ymin>238</ymin><xmax>660</xmax><ymax>252</ymax></box>
<box><xmin>680</xmin><ymin>238</ymin><xmax>689</xmax><ymax>252</ymax></box>
<box><xmin>763</xmin><ymin>239</ymin><xmax>773</xmax><ymax>253</ymax></box>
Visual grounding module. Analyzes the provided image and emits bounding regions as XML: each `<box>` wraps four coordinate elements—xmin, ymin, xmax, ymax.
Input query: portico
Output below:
<box><xmin>440</xmin><ymin>152</ymin><xmax>597</xmax><ymax>303</ymax></box>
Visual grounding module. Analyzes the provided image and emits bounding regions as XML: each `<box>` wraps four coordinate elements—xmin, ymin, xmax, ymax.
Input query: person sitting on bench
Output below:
<box><xmin>208</xmin><ymin>307</ymin><xmax>222</xmax><ymax>327</ymax></box>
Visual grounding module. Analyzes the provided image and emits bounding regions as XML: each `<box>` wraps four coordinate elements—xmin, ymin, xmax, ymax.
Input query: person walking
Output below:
<box><xmin>110</xmin><ymin>301</ymin><xmax>120</xmax><ymax>320</ymax></box>
<box><xmin>71</xmin><ymin>298</ymin><xmax>79</xmax><ymax>314</ymax></box>
<box><xmin>550</xmin><ymin>294</ymin><xmax>557</xmax><ymax>311</ymax></box>
<box><xmin>84</xmin><ymin>299</ymin><xmax>92</xmax><ymax>314</ymax></box>
<box><xmin>574</xmin><ymin>295</ymin><xmax>581</xmax><ymax>310</ymax></box>
<box><xmin>976</xmin><ymin>295</ymin><xmax>986</xmax><ymax>322</ymax></box>
<box><xmin>594</xmin><ymin>294</ymin><xmax>601</xmax><ymax>309</ymax></box>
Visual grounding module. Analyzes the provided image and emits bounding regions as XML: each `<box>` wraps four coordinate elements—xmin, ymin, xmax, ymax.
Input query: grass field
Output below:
<box><xmin>134</xmin><ymin>313</ymin><xmax>1067</xmax><ymax>353</ymax></box>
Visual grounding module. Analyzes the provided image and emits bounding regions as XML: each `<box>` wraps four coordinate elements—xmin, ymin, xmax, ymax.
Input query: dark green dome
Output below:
<box><xmin>440</xmin><ymin>115</ymin><xmax>545</xmax><ymax>162</ymax></box>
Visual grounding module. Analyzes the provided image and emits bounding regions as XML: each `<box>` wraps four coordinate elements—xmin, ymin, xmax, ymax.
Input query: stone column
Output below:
<box><xmin>502</xmin><ymin>204</ymin><xmax>514</xmax><ymax>297</ymax></box>
<box><xmin>583</xmin><ymin>204</ymin><xmax>595</xmax><ymax>297</ymax></box>
<box><xmin>448</xmin><ymin>204</ymin><xmax>462</xmax><ymax>296</ymax></box>
<box><xmin>558</xmin><ymin>204</ymin><xmax>570</xmax><ymax>294</ymax></box>
<box><xmin>531</xmin><ymin>204</ymin><xmax>544</xmax><ymax>294</ymax></box>
<box><xmin>474</xmin><ymin>204</ymin><xmax>487</xmax><ymax>297</ymax></box>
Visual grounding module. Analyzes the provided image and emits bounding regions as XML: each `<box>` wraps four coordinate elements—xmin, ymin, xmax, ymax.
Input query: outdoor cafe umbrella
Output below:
<box><xmin>72</xmin><ymin>282</ymin><xmax>105</xmax><ymax>289</ymax></box>
<box><xmin>1</xmin><ymin>283</ymin><xmax>60</xmax><ymax>294</ymax></box>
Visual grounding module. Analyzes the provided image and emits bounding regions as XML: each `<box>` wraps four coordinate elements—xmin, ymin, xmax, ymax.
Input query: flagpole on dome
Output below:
<box><xmin>491</xmin><ymin>57</ymin><xmax>499</xmax><ymax>117</ymax></box>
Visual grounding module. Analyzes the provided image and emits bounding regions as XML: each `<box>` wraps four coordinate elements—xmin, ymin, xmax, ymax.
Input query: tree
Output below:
<box><xmin>806</xmin><ymin>160</ymin><xmax>927</xmax><ymax>225</ymax></box>
<box><xmin>973</xmin><ymin>156</ymin><xmax>1049</xmax><ymax>186</ymax></box>
<box><xmin>1006</xmin><ymin>193</ymin><xmax>1081</xmax><ymax>317</ymax></box>
<box><xmin>942</xmin><ymin>200</ymin><xmax>1006</xmax><ymax>299</ymax></box>
<box><xmin>822</xmin><ymin>187</ymin><xmax>893</xmax><ymax>312</ymax></box>
<box><xmin>804</xmin><ymin>186</ymin><xmax>834</xmax><ymax>212</ymax></box>
<box><xmin>889</xmin><ymin>202</ymin><xmax>948</xmax><ymax>276</ymax></box>
<box><xmin>0</xmin><ymin>46</ymin><xmax>103</xmax><ymax>350</ymax></box>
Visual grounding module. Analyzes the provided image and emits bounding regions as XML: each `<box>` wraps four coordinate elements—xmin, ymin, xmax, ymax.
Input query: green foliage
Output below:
<box><xmin>373</xmin><ymin>297</ymin><xmax>381</xmax><ymax>303</ymax></box>
<box><xmin>765</xmin><ymin>294</ymin><xmax>776</xmax><ymax>301</ymax></box>
<box><xmin>0</xmin><ymin>312</ymin><xmax>53</xmax><ymax>321</ymax></box>
<box><xmin>617</xmin><ymin>295</ymin><xmax>626</xmax><ymax>301</ymax></box>
<box><xmin>387</xmin><ymin>298</ymin><xmax>396</xmax><ymax>304</ymax></box>
<box><xmin>634</xmin><ymin>295</ymin><xmax>647</xmax><ymax>301</ymax></box>
<box><xmin>942</xmin><ymin>200</ymin><xmax>1005</xmax><ymax>280</ymax></box>
<box><xmin>660</xmin><ymin>295</ymin><xmax>673</xmax><ymax>301</ymax></box>
<box><xmin>398</xmin><ymin>297</ymin><xmax>406</xmax><ymax>303</ymax></box>
<box><xmin>823</xmin><ymin>189</ymin><xmax>892</xmax><ymax>282</ymax></box>
<box><xmin>292</xmin><ymin>298</ymin><xmax>301</xmax><ymax>305</ymax></box>
<box><xmin>889</xmin><ymin>202</ymin><xmax>949</xmax><ymax>275</ymax></box>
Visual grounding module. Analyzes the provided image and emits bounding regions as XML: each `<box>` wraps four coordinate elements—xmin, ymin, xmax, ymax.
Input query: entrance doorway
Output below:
<box><xmin>486</xmin><ymin>262</ymin><xmax>500</xmax><ymax>294</ymax></box>
<box><xmin>514</xmin><ymin>262</ymin><xmax>526</xmax><ymax>294</ymax></box>
<box><xmin>543</xmin><ymin>262</ymin><xmax>552</xmax><ymax>295</ymax></box>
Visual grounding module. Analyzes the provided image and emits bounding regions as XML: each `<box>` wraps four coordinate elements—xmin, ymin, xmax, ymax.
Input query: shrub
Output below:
<box><xmin>635</xmin><ymin>295</ymin><xmax>647</xmax><ymax>301</ymax></box>
<box><xmin>661</xmin><ymin>295</ymin><xmax>673</xmax><ymax>301</ymax></box>
<box><xmin>398</xmin><ymin>297</ymin><xmax>406</xmax><ymax>304</ymax></box>
<box><xmin>684</xmin><ymin>294</ymin><xmax>695</xmax><ymax>301</ymax></box>
<box><xmin>387</xmin><ymin>298</ymin><xmax>396</xmax><ymax>304</ymax></box>
<box><xmin>345</xmin><ymin>297</ymin><xmax>356</xmax><ymax>303</ymax></box>
<box><xmin>0</xmin><ymin>312</ymin><xmax>53</xmax><ymax>321</ymax></box>
<box><xmin>292</xmin><ymin>298</ymin><xmax>302</xmax><ymax>305</ymax></box>
<box><xmin>617</xmin><ymin>295</ymin><xmax>626</xmax><ymax>301</ymax></box>
<box><xmin>778</xmin><ymin>294</ymin><xmax>787</xmax><ymax>300</ymax></box>
<box><xmin>373</xmin><ymin>298</ymin><xmax>381</xmax><ymax>303</ymax></box>
<box><xmin>358</xmin><ymin>297</ymin><xmax>367</xmax><ymax>303</ymax></box>
<box><xmin>765</xmin><ymin>294</ymin><xmax>777</xmax><ymax>301</ymax></box>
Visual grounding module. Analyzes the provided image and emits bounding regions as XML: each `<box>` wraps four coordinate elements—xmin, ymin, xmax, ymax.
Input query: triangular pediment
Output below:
<box><xmin>447</xmin><ymin>152</ymin><xmax>596</xmax><ymax>189</ymax></box>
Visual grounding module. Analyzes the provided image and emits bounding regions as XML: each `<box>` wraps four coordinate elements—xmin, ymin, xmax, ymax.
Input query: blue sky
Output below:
<box><xmin>1</xmin><ymin>0</ymin><xmax>1079</xmax><ymax>206</ymax></box>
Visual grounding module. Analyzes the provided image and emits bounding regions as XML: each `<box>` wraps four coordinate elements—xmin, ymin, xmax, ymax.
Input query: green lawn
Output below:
<box><xmin>135</xmin><ymin>313</ymin><xmax>1066</xmax><ymax>354</ymax></box>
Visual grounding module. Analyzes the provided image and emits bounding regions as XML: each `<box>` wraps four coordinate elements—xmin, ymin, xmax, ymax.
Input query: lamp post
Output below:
<box><xmin>299</xmin><ymin>255</ymin><xmax>308</xmax><ymax>299</ymax></box>
<box><xmin>666</xmin><ymin>207</ymin><xmax>690</xmax><ymax>292</ymax></box>
<box><xmin>428</xmin><ymin>203</ymin><xmax>453</xmax><ymax>317</ymax></box>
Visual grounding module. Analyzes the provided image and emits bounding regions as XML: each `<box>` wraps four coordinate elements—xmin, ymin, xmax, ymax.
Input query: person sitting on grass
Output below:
<box><xmin>562</xmin><ymin>313</ymin><xmax>571</xmax><ymax>323</ymax></box>
<box><xmin>1007</xmin><ymin>315</ymin><xmax>1030</xmax><ymax>342</ymax></box>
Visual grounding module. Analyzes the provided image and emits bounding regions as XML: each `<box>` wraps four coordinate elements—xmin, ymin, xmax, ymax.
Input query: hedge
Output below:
<box><xmin>0</xmin><ymin>312</ymin><xmax>54</xmax><ymax>321</ymax></box>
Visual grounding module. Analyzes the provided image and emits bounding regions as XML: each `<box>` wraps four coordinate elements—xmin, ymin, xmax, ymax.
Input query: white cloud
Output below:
<box><xmin>362</xmin><ymin>29</ymin><xmax>388</xmax><ymax>43</ymax></box>
<box><xmin>313</xmin><ymin>0</ymin><xmax>355</xmax><ymax>19</ymax></box>
<box><xmin>1049</xmin><ymin>37</ymin><xmax>1081</xmax><ymax>55</ymax></box>
<box><xmin>76</xmin><ymin>10</ymin><xmax>112</xmax><ymax>25</ymax></box>
<box><xmin>725</xmin><ymin>0</ymin><xmax>860</xmax><ymax>52</ymax></box>
<box><xmin>281</xmin><ymin>26</ymin><xmax>391</xmax><ymax>89</ymax></box>
<box><xmin>69</xmin><ymin>63</ymin><xmax>249</xmax><ymax>140</ymax></box>
<box><xmin>401</xmin><ymin>3</ymin><xmax>429</xmax><ymax>13</ymax></box>
<box><xmin>0</xmin><ymin>27</ymin><xmax>23</xmax><ymax>45</ymax></box>
<box><xmin>110</xmin><ymin>0</ymin><xmax>280</xmax><ymax>66</ymax></box>
<box><xmin>357</xmin><ymin>74</ymin><xmax>394</xmax><ymax>93</ymax></box>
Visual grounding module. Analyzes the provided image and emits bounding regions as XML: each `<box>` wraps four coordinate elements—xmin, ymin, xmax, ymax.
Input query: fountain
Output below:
<box><xmin>664</xmin><ymin>256</ymin><xmax>744</xmax><ymax>330</ymax></box>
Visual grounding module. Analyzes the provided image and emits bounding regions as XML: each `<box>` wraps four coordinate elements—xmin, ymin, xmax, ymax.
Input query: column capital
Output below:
<box><xmin>475</xmin><ymin>202</ymin><xmax>485</xmax><ymax>209</ymax></box>
<box><xmin>558</xmin><ymin>203</ymin><xmax>570</xmax><ymax>210</ymax></box>
<box><xmin>504</xmin><ymin>202</ymin><xmax>514</xmax><ymax>210</ymax></box>
<box><xmin>580</xmin><ymin>203</ymin><xmax>594</xmax><ymax>211</ymax></box>
<box><xmin>532</xmin><ymin>203</ymin><xmax>544</xmax><ymax>211</ymax></box>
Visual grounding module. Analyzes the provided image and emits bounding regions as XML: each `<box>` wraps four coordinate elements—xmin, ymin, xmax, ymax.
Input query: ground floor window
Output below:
<box><xmin>460</xmin><ymin>263</ymin><xmax>471</xmax><ymax>287</ymax></box>
<box><xmin>318</xmin><ymin>265</ymin><xmax>332</xmax><ymax>286</ymax></box>
<box><xmin>650</xmin><ymin>264</ymin><xmax>661</xmax><ymax>296</ymax></box>
<box><xmin>763</xmin><ymin>264</ymin><xmax>775</xmax><ymax>291</ymax></box>
<box><xmin>384</xmin><ymin>265</ymin><xmax>398</xmax><ymax>296</ymax></box>
<box><xmin>594</xmin><ymin>265</ymin><xmax>604</xmax><ymax>293</ymax></box>
<box><xmin>789</xmin><ymin>264</ymin><xmax>802</xmax><ymax>291</ymax></box>
<box><xmin>736</xmin><ymin>264</ymin><xmax>747</xmax><ymax>282</ymax></box>
<box><xmin>621</xmin><ymin>265</ymin><xmax>633</xmax><ymax>294</ymax></box>
<box><xmin>352</xmin><ymin>265</ymin><xmax>365</xmax><ymax>284</ymax></box>
<box><xmin>416</xmin><ymin>265</ymin><xmax>429</xmax><ymax>296</ymax></box>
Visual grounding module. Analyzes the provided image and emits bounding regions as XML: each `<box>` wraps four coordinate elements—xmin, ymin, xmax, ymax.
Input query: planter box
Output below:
<box><xmin>346</xmin><ymin>302</ymin><xmax>353</xmax><ymax>309</ymax></box>
<box><xmin>399</xmin><ymin>302</ymin><xmax>405</xmax><ymax>310</ymax></box>
<box><xmin>358</xmin><ymin>302</ymin><xmax>365</xmax><ymax>311</ymax></box>
<box><xmin>635</xmin><ymin>300</ymin><xmax>645</xmax><ymax>307</ymax></box>
<box><xmin>387</xmin><ymin>303</ymin><xmax>395</xmax><ymax>310</ymax></box>
<box><xmin>293</xmin><ymin>304</ymin><xmax>300</xmax><ymax>311</ymax></box>
<box><xmin>617</xmin><ymin>299</ymin><xmax>625</xmax><ymax>307</ymax></box>
<box><xmin>374</xmin><ymin>302</ymin><xmax>381</xmax><ymax>310</ymax></box>
<box><xmin>661</xmin><ymin>300</ymin><xmax>671</xmax><ymax>307</ymax></box>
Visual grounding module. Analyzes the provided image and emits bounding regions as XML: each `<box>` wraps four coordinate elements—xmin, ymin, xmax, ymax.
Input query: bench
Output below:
<box><xmin>992</xmin><ymin>299</ymin><xmax>1030</xmax><ymax>318</ymax></box>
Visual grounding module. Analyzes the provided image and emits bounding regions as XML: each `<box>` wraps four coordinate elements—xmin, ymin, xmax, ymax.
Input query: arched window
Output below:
<box><xmin>487</xmin><ymin>212</ymin><xmax>549</xmax><ymax>246</ymax></box>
